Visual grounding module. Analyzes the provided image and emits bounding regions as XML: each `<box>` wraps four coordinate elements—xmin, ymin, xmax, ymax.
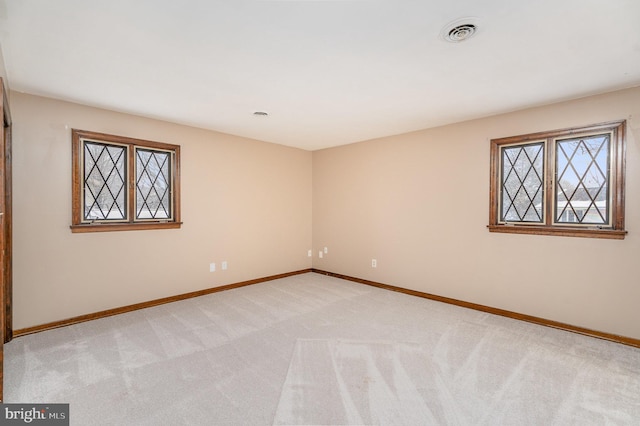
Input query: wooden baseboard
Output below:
<box><xmin>312</xmin><ymin>269</ymin><xmax>640</xmax><ymax>349</ymax></box>
<box><xmin>13</xmin><ymin>269</ymin><xmax>312</xmax><ymax>338</ymax></box>
<box><xmin>14</xmin><ymin>267</ymin><xmax>640</xmax><ymax>349</ymax></box>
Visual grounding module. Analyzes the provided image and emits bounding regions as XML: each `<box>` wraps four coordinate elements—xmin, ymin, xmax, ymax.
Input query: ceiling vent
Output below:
<box><xmin>446</xmin><ymin>24</ymin><xmax>476</xmax><ymax>42</ymax></box>
<box><xmin>441</xmin><ymin>17</ymin><xmax>479</xmax><ymax>43</ymax></box>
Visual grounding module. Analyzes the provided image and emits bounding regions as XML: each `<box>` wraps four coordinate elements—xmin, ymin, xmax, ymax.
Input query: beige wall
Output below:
<box><xmin>0</xmin><ymin>44</ymin><xmax>9</xmax><ymax>88</ymax></box>
<box><xmin>10</xmin><ymin>86</ymin><xmax>640</xmax><ymax>340</ymax></box>
<box><xmin>313</xmin><ymin>86</ymin><xmax>640</xmax><ymax>340</ymax></box>
<box><xmin>0</xmin><ymin>43</ymin><xmax>8</xmax><ymax>95</ymax></box>
<box><xmin>12</xmin><ymin>92</ymin><xmax>312</xmax><ymax>329</ymax></box>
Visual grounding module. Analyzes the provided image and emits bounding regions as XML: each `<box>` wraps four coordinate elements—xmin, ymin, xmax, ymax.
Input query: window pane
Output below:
<box><xmin>136</xmin><ymin>149</ymin><xmax>172</xmax><ymax>219</ymax></box>
<box><xmin>83</xmin><ymin>141</ymin><xmax>126</xmax><ymax>220</ymax></box>
<box><xmin>500</xmin><ymin>142</ymin><xmax>544</xmax><ymax>223</ymax></box>
<box><xmin>555</xmin><ymin>134</ymin><xmax>609</xmax><ymax>225</ymax></box>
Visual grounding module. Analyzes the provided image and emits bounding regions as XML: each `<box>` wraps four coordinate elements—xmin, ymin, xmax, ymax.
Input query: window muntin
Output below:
<box><xmin>72</xmin><ymin>129</ymin><xmax>181</xmax><ymax>233</ymax></box>
<box><xmin>499</xmin><ymin>141</ymin><xmax>545</xmax><ymax>224</ymax></box>
<box><xmin>489</xmin><ymin>121</ymin><xmax>626</xmax><ymax>239</ymax></box>
<box><xmin>554</xmin><ymin>132</ymin><xmax>611</xmax><ymax>226</ymax></box>
<box><xmin>135</xmin><ymin>147</ymin><xmax>173</xmax><ymax>220</ymax></box>
<box><xmin>82</xmin><ymin>140</ymin><xmax>128</xmax><ymax>222</ymax></box>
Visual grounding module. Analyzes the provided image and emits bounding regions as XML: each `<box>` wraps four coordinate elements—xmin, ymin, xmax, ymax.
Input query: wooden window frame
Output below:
<box><xmin>488</xmin><ymin>120</ymin><xmax>626</xmax><ymax>239</ymax></box>
<box><xmin>71</xmin><ymin>129</ymin><xmax>182</xmax><ymax>233</ymax></box>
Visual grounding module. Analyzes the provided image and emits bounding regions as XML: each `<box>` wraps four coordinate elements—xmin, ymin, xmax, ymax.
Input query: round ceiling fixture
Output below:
<box><xmin>441</xmin><ymin>17</ymin><xmax>479</xmax><ymax>43</ymax></box>
<box><xmin>446</xmin><ymin>24</ymin><xmax>476</xmax><ymax>42</ymax></box>
<box><xmin>253</xmin><ymin>111</ymin><xmax>268</xmax><ymax>116</ymax></box>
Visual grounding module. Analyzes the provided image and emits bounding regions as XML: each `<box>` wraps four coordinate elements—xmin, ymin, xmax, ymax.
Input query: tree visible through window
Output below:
<box><xmin>135</xmin><ymin>148</ymin><xmax>172</xmax><ymax>220</ymax></box>
<box><xmin>489</xmin><ymin>121</ymin><xmax>626</xmax><ymax>239</ymax></box>
<box><xmin>83</xmin><ymin>141</ymin><xmax>127</xmax><ymax>221</ymax></box>
<box><xmin>555</xmin><ymin>134</ymin><xmax>609</xmax><ymax>225</ymax></box>
<box><xmin>500</xmin><ymin>141</ymin><xmax>544</xmax><ymax>223</ymax></box>
<box><xmin>72</xmin><ymin>129</ymin><xmax>181</xmax><ymax>233</ymax></box>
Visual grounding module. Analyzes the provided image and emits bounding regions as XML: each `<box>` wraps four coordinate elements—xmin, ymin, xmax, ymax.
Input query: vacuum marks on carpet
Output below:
<box><xmin>273</xmin><ymin>337</ymin><xmax>640</xmax><ymax>425</ymax></box>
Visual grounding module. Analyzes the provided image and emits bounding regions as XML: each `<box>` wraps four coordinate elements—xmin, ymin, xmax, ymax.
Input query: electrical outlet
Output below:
<box><xmin>210</xmin><ymin>262</ymin><xmax>216</xmax><ymax>272</ymax></box>
<box><xmin>371</xmin><ymin>259</ymin><xmax>377</xmax><ymax>268</ymax></box>
<box><xmin>222</xmin><ymin>261</ymin><xmax>228</xmax><ymax>270</ymax></box>
<box><xmin>324</xmin><ymin>247</ymin><xmax>328</xmax><ymax>254</ymax></box>
<box><xmin>319</xmin><ymin>251</ymin><xmax>323</xmax><ymax>259</ymax></box>
<box><xmin>308</xmin><ymin>249</ymin><xmax>312</xmax><ymax>257</ymax></box>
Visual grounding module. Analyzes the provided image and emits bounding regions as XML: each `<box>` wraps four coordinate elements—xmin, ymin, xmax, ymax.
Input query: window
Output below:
<box><xmin>488</xmin><ymin>121</ymin><xmax>626</xmax><ymax>239</ymax></box>
<box><xmin>71</xmin><ymin>129</ymin><xmax>181</xmax><ymax>233</ymax></box>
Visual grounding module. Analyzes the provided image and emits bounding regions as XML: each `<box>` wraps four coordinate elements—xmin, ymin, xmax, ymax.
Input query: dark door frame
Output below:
<box><xmin>0</xmin><ymin>77</ymin><xmax>13</xmax><ymax>401</ymax></box>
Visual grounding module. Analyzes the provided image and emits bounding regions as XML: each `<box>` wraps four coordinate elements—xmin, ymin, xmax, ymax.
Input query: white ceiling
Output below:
<box><xmin>1</xmin><ymin>0</ymin><xmax>639</xmax><ymax>151</ymax></box>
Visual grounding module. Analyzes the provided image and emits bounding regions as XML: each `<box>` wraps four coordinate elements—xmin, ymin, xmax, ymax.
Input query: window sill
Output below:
<box><xmin>70</xmin><ymin>222</ymin><xmax>183</xmax><ymax>233</ymax></box>
<box><xmin>487</xmin><ymin>224</ymin><xmax>627</xmax><ymax>240</ymax></box>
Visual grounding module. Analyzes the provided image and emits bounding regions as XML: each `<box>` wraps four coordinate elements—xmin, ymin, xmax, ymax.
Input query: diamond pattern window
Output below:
<box><xmin>500</xmin><ymin>142</ymin><xmax>544</xmax><ymax>223</ymax></box>
<box><xmin>555</xmin><ymin>134</ymin><xmax>609</xmax><ymax>225</ymax></box>
<box><xmin>83</xmin><ymin>141</ymin><xmax>127</xmax><ymax>221</ymax></box>
<box><xmin>135</xmin><ymin>148</ymin><xmax>172</xmax><ymax>220</ymax></box>
<box><xmin>72</xmin><ymin>130</ymin><xmax>181</xmax><ymax>233</ymax></box>
<box><xmin>489</xmin><ymin>121</ymin><xmax>626</xmax><ymax>239</ymax></box>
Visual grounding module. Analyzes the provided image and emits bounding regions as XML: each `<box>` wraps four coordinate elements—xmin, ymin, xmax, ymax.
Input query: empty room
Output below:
<box><xmin>0</xmin><ymin>0</ymin><xmax>639</xmax><ymax>424</ymax></box>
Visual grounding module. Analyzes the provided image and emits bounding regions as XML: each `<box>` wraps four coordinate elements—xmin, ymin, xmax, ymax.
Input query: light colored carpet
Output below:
<box><xmin>4</xmin><ymin>273</ymin><xmax>640</xmax><ymax>425</ymax></box>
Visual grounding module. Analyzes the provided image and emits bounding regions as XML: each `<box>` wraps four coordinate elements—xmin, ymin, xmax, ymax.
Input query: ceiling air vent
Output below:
<box><xmin>446</xmin><ymin>24</ymin><xmax>476</xmax><ymax>42</ymax></box>
<box><xmin>440</xmin><ymin>17</ymin><xmax>479</xmax><ymax>43</ymax></box>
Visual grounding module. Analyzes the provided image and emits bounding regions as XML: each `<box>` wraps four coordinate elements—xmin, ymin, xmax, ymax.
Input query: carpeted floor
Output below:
<box><xmin>4</xmin><ymin>273</ymin><xmax>640</xmax><ymax>425</ymax></box>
